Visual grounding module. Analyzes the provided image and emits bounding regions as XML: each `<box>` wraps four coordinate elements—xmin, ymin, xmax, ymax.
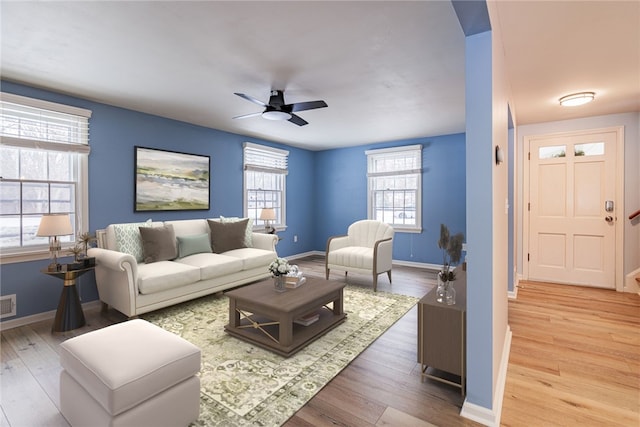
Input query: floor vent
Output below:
<box><xmin>0</xmin><ymin>294</ymin><xmax>16</xmax><ymax>319</ymax></box>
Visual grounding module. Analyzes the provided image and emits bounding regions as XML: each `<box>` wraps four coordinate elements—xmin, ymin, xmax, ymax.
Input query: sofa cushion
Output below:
<box><xmin>139</xmin><ymin>224</ymin><xmax>177</xmax><ymax>263</ymax></box>
<box><xmin>223</xmin><ymin>247</ymin><xmax>276</xmax><ymax>271</ymax></box>
<box><xmin>327</xmin><ymin>246</ymin><xmax>373</xmax><ymax>269</ymax></box>
<box><xmin>174</xmin><ymin>253</ymin><xmax>244</xmax><ymax>280</ymax></box>
<box><xmin>137</xmin><ymin>262</ymin><xmax>201</xmax><ymax>295</ymax></box>
<box><xmin>207</xmin><ymin>218</ymin><xmax>249</xmax><ymax>253</ymax></box>
<box><xmin>177</xmin><ymin>233</ymin><xmax>212</xmax><ymax>258</ymax></box>
<box><xmin>112</xmin><ymin>220</ymin><xmax>152</xmax><ymax>262</ymax></box>
<box><xmin>219</xmin><ymin>216</ymin><xmax>253</xmax><ymax>247</ymax></box>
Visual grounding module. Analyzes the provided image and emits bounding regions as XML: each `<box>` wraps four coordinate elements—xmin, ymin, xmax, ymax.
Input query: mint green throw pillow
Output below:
<box><xmin>177</xmin><ymin>233</ymin><xmax>212</xmax><ymax>258</ymax></box>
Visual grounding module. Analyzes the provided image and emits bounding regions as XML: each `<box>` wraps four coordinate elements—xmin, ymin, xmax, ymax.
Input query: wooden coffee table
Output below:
<box><xmin>224</xmin><ymin>276</ymin><xmax>347</xmax><ymax>357</ymax></box>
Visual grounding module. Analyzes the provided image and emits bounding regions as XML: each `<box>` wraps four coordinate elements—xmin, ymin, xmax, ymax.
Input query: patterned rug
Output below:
<box><xmin>143</xmin><ymin>285</ymin><xmax>418</xmax><ymax>426</ymax></box>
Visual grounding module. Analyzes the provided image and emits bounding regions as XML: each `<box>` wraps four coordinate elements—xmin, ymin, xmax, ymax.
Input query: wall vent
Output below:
<box><xmin>0</xmin><ymin>294</ymin><xmax>17</xmax><ymax>319</ymax></box>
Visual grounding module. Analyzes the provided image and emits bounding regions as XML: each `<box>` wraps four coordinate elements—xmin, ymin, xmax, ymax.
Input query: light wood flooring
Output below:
<box><xmin>1</xmin><ymin>255</ymin><xmax>638</xmax><ymax>426</ymax></box>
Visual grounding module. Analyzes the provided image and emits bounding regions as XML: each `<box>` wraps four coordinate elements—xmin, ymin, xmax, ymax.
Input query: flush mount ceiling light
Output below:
<box><xmin>559</xmin><ymin>92</ymin><xmax>595</xmax><ymax>107</ymax></box>
<box><xmin>261</xmin><ymin>110</ymin><xmax>292</xmax><ymax>121</ymax></box>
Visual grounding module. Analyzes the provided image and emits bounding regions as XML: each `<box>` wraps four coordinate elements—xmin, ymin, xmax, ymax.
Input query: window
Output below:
<box><xmin>0</xmin><ymin>93</ymin><xmax>91</xmax><ymax>263</ymax></box>
<box><xmin>243</xmin><ymin>142</ymin><xmax>288</xmax><ymax>231</ymax></box>
<box><xmin>366</xmin><ymin>144</ymin><xmax>422</xmax><ymax>232</ymax></box>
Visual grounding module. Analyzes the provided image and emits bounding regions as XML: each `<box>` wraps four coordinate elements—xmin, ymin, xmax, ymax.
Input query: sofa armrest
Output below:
<box><xmin>251</xmin><ymin>232</ymin><xmax>279</xmax><ymax>252</ymax></box>
<box><xmin>88</xmin><ymin>247</ymin><xmax>139</xmax><ymax>317</ymax></box>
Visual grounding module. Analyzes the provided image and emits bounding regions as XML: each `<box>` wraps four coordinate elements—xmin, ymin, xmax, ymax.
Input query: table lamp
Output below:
<box><xmin>37</xmin><ymin>213</ymin><xmax>73</xmax><ymax>271</ymax></box>
<box><xmin>259</xmin><ymin>208</ymin><xmax>276</xmax><ymax>234</ymax></box>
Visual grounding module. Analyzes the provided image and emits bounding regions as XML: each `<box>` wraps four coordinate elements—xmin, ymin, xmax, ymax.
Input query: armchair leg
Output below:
<box><xmin>387</xmin><ymin>270</ymin><xmax>392</xmax><ymax>283</ymax></box>
<box><xmin>326</xmin><ymin>268</ymin><xmax>330</xmax><ymax>280</ymax></box>
<box><xmin>373</xmin><ymin>274</ymin><xmax>378</xmax><ymax>292</ymax></box>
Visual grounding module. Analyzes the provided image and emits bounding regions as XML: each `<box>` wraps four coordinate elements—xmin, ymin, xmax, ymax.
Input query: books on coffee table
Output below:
<box><xmin>285</xmin><ymin>274</ymin><xmax>306</xmax><ymax>288</ymax></box>
<box><xmin>294</xmin><ymin>311</ymin><xmax>320</xmax><ymax>326</ymax></box>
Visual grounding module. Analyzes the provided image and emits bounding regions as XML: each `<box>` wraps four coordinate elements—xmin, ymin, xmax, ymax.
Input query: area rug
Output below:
<box><xmin>142</xmin><ymin>285</ymin><xmax>418</xmax><ymax>426</ymax></box>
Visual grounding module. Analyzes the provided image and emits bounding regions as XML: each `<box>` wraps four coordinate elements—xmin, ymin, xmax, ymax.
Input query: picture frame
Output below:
<box><xmin>135</xmin><ymin>146</ymin><xmax>210</xmax><ymax>211</ymax></box>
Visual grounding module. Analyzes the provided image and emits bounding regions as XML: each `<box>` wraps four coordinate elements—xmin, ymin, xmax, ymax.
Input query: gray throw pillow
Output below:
<box><xmin>207</xmin><ymin>218</ymin><xmax>249</xmax><ymax>254</ymax></box>
<box><xmin>139</xmin><ymin>224</ymin><xmax>177</xmax><ymax>263</ymax></box>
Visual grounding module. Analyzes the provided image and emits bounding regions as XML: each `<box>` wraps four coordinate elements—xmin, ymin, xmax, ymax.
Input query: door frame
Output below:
<box><xmin>522</xmin><ymin>126</ymin><xmax>625</xmax><ymax>291</ymax></box>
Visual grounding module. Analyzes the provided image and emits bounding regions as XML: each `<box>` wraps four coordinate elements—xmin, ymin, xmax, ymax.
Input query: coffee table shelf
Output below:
<box><xmin>225</xmin><ymin>277</ymin><xmax>347</xmax><ymax>357</ymax></box>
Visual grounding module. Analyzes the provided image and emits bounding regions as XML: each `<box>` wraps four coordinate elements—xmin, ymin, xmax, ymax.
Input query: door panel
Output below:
<box><xmin>529</xmin><ymin>131</ymin><xmax>616</xmax><ymax>289</ymax></box>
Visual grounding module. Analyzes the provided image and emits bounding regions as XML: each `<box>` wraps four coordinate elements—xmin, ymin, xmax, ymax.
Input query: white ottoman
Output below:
<box><xmin>59</xmin><ymin>319</ymin><xmax>201</xmax><ymax>427</ymax></box>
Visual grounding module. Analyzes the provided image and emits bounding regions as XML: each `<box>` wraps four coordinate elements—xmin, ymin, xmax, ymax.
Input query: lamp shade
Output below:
<box><xmin>36</xmin><ymin>214</ymin><xmax>73</xmax><ymax>237</ymax></box>
<box><xmin>259</xmin><ymin>208</ymin><xmax>276</xmax><ymax>221</ymax></box>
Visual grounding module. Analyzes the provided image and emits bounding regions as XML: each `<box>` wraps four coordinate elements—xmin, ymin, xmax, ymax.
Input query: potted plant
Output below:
<box><xmin>436</xmin><ymin>224</ymin><xmax>464</xmax><ymax>304</ymax></box>
<box><xmin>269</xmin><ymin>257</ymin><xmax>291</xmax><ymax>292</ymax></box>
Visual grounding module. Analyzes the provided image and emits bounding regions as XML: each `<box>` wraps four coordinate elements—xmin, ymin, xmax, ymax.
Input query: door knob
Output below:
<box><xmin>605</xmin><ymin>216</ymin><xmax>614</xmax><ymax>223</ymax></box>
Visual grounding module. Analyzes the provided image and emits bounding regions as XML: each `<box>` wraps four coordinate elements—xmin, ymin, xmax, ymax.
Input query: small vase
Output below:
<box><xmin>445</xmin><ymin>281</ymin><xmax>456</xmax><ymax>305</ymax></box>
<box><xmin>436</xmin><ymin>273</ymin><xmax>446</xmax><ymax>303</ymax></box>
<box><xmin>274</xmin><ymin>276</ymin><xmax>286</xmax><ymax>292</ymax></box>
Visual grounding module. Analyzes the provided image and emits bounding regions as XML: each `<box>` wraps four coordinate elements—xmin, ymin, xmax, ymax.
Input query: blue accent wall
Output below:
<box><xmin>315</xmin><ymin>135</ymin><xmax>466</xmax><ymax>263</ymax></box>
<box><xmin>1</xmin><ymin>80</ymin><xmax>467</xmax><ymax>322</ymax></box>
<box><xmin>465</xmin><ymin>30</ymin><xmax>494</xmax><ymax>410</ymax></box>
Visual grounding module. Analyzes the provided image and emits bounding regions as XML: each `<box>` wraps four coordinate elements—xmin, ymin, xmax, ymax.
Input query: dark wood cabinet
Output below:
<box><xmin>417</xmin><ymin>269</ymin><xmax>466</xmax><ymax>395</ymax></box>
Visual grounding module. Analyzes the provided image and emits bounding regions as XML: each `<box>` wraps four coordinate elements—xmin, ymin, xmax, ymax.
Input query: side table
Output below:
<box><xmin>42</xmin><ymin>265</ymin><xmax>94</xmax><ymax>333</ymax></box>
<box><xmin>417</xmin><ymin>269</ymin><xmax>466</xmax><ymax>395</ymax></box>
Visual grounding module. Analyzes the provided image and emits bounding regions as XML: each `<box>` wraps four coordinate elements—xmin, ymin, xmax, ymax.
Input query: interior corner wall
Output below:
<box><xmin>313</xmin><ymin>134</ymin><xmax>467</xmax><ymax>264</ymax></box>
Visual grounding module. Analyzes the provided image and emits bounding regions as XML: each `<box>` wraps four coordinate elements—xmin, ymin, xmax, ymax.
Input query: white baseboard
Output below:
<box><xmin>286</xmin><ymin>251</ymin><xmax>443</xmax><ymax>273</ymax></box>
<box><xmin>0</xmin><ymin>300</ymin><xmax>101</xmax><ymax>332</ymax></box>
<box><xmin>460</xmin><ymin>326</ymin><xmax>512</xmax><ymax>426</ymax></box>
<box><xmin>508</xmin><ymin>277</ymin><xmax>519</xmax><ymax>300</ymax></box>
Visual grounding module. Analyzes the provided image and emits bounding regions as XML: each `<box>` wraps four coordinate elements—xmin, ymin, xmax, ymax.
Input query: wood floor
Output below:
<box><xmin>1</xmin><ymin>255</ymin><xmax>638</xmax><ymax>426</ymax></box>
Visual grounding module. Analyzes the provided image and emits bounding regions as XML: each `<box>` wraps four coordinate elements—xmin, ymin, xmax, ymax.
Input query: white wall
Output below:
<box><xmin>516</xmin><ymin>112</ymin><xmax>640</xmax><ymax>291</ymax></box>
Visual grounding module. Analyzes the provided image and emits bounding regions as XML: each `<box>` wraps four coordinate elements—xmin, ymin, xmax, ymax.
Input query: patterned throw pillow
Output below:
<box><xmin>219</xmin><ymin>216</ymin><xmax>253</xmax><ymax>247</ymax></box>
<box><xmin>113</xmin><ymin>220</ymin><xmax>152</xmax><ymax>262</ymax></box>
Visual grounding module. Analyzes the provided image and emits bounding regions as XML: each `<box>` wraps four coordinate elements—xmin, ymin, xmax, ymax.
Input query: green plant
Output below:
<box><xmin>437</xmin><ymin>224</ymin><xmax>464</xmax><ymax>282</ymax></box>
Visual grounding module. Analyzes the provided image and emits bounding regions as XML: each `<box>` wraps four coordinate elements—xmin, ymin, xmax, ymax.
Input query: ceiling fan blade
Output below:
<box><xmin>288</xmin><ymin>100</ymin><xmax>328</xmax><ymax>112</ymax></box>
<box><xmin>234</xmin><ymin>93</ymin><xmax>267</xmax><ymax>107</ymax></box>
<box><xmin>288</xmin><ymin>114</ymin><xmax>308</xmax><ymax>126</ymax></box>
<box><xmin>233</xmin><ymin>112</ymin><xmax>263</xmax><ymax>120</ymax></box>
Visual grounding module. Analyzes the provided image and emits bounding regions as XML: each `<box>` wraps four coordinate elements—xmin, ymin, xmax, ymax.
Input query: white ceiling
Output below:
<box><xmin>1</xmin><ymin>1</ymin><xmax>638</xmax><ymax>151</ymax></box>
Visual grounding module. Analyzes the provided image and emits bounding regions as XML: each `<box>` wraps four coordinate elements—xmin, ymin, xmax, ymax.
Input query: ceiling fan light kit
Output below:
<box><xmin>234</xmin><ymin>89</ymin><xmax>327</xmax><ymax>126</ymax></box>
<box><xmin>262</xmin><ymin>110</ymin><xmax>292</xmax><ymax>121</ymax></box>
<box><xmin>559</xmin><ymin>91</ymin><xmax>595</xmax><ymax>107</ymax></box>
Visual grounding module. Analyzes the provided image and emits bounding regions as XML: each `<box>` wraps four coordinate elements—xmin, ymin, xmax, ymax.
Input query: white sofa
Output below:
<box><xmin>88</xmin><ymin>218</ymin><xmax>278</xmax><ymax>318</ymax></box>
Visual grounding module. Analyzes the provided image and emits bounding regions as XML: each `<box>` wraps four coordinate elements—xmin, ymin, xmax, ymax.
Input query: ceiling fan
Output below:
<box><xmin>233</xmin><ymin>90</ymin><xmax>327</xmax><ymax>126</ymax></box>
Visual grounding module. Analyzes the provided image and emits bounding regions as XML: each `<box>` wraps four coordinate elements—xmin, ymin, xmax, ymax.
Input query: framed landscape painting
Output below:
<box><xmin>135</xmin><ymin>146</ymin><xmax>210</xmax><ymax>211</ymax></box>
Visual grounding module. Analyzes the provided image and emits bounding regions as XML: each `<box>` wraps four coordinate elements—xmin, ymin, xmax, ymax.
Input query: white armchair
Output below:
<box><xmin>325</xmin><ymin>220</ymin><xmax>394</xmax><ymax>292</ymax></box>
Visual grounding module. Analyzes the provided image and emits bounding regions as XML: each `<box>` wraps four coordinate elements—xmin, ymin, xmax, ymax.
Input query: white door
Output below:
<box><xmin>529</xmin><ymin>130</ymin><xmax>617</xmax><ymax>288</ymax></box>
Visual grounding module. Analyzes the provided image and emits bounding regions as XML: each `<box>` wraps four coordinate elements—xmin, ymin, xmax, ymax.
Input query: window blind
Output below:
<box><xmin>0</xmin><ymin>92</ymin><xmax>91</xmax><ymax>154</ymax></box>
<box><xmin>243</xmin><ymin>142</ymin><xmax>289</xmax><ymax>174</ymax></box>
<box><xmin>366</xmin><ymin>144</ymin><xmax>422</xmax><ymax>177</ymax></box>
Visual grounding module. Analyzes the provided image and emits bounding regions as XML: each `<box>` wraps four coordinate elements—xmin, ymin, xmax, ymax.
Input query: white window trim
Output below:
<box><xmin>0</xmin><ymin>93</ymin><xmax>91</xmax><ymax>264</ymax></box>
<box><xmin>242</xmin><ymin>142</ymin><xmax>288</xmax><ymax>232</ymax></box>
<box><xmin>366</xmin><ymin>144</ymin><xmax>423</xmax><ymax>233</ymax></box>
